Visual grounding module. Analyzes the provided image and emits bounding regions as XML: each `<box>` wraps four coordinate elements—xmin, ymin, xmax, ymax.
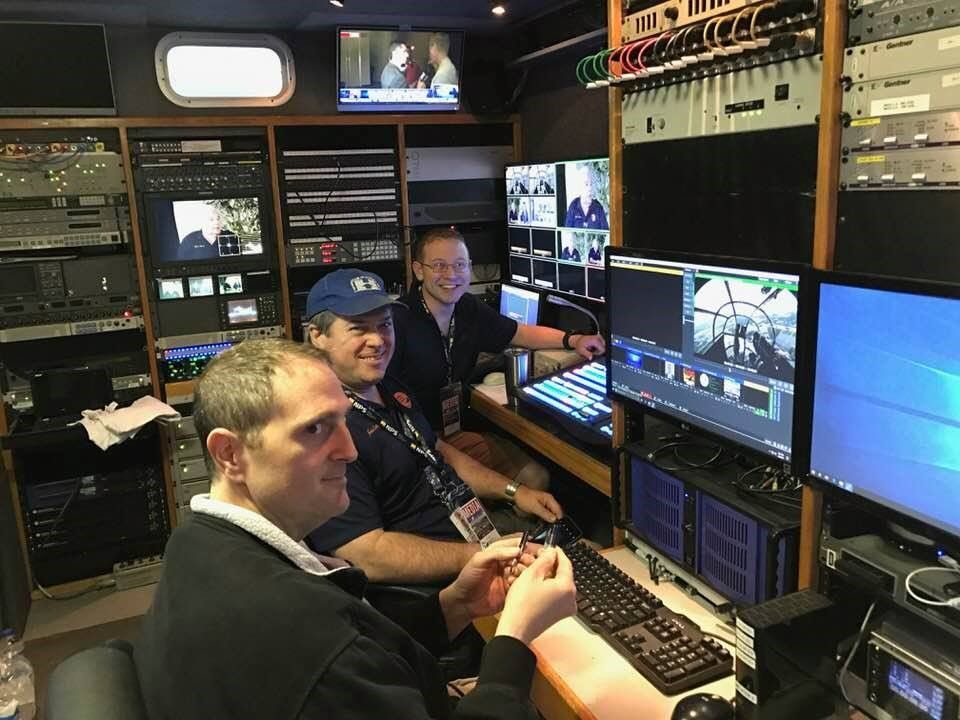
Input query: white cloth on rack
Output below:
<box><xmin>74</xmin><ymin>395</ymin><xmax>180</xmax><ymax>450</ymax></box>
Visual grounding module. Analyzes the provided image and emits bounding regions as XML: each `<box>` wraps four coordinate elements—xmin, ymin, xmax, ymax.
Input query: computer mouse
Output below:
<box><xmin>671</xmin><ymin>693</ymin><xmax>734</xmax><ymax>720</ymax></box>
<box><xmin>483</xmin><ymin>372</ymin><xmax>506</xmax><ymax>386</ymax></box>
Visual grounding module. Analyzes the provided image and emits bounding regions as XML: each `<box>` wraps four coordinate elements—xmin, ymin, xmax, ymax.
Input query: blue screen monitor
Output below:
<box><xmin>607</xmin><ymin>249</ymin><xmax>804</xmax><ymax>463</ymax></box>
<box><xmin>808</xmin><ymin>275</ymin><xmax>960</xmax><ymax>541</ymax></box>
<box><xmin>499</xmin><ymin>284</ymin><xmax>540</xmax><ymax>325</ymax></box>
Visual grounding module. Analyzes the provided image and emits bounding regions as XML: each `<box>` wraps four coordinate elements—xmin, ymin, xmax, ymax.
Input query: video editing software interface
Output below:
<box><xmin>506</xmin><ymin>157</ymin><xmax>609</xmax><ymax>303</ymax></box>
<box><xmin>337</xmin><ymin>28</ymin><xmax>463</xmax><ymax>112</ymax></box>
<box><xmin>608</xmin><ymin>253</ymin><xmax>800</xmax><ymax>462</ymax></box>
<box><xmin>809</xmin><ymin>281</ymin><xmax>960</xmax><ymax>540</ymax></box>
<box><xmin>520</xmin><ymin>361</ymin><xmax>614</xmax><ymax>439</ymax></box>
<box><xmin>499</xmin><ymin>284</ymin><xmax>540</xmax><ymax>325</ymax></box>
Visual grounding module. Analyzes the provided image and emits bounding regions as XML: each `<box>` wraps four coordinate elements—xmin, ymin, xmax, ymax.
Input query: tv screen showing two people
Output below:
<box><xmin>339</xmin><ymin>28</ymin><xmax>462</xmax><ymax>109</ymax></box>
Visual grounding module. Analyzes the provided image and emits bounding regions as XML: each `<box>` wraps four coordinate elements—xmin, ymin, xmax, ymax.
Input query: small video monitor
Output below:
<box><xmin>226</xmin><ymin>298</ymin><xmax>258</xmax><ymax>325</ymax></box>
<box><xmin>586</xmin><ymin>267</ymin><xmax>606</xmax><ymax>301</ymax></box>
<box><xmin>509</xmin><ymin>256</ymin><xmax>532</xmax><ymax>285</ymax></box>
<box><xmin>147</xmin><ymin>196</ymin><xmax>263</xmax><ymax>265</ymax></box>
<box><xmin>528</xmin><ymin>163</ymin><xmax>557</xmax><ymax>197</ymax></box>
<box><xmin>532</xmin><ymin>259</ymin><xmax>557</xmax><ymax>290</ymax></box>
<box><xmin>558</xmin><ymin>264</ymin><xmax>586</xmax><ymax>296</ymax></box>
<box><xmin>507</xmin><ymin>197</ymin><xmax>533</xmax><ymax>227</ymax></box>
<box><xmin>558</xmin><ymin>159</ymin><xmax>611</xmax><ymax>232</ymax></box>
<box><xmin>532</xmin><ymin>229</ymin><xmax>557</xmax><ymax>259</ymax></box>
<box><xmin>218</xmin><ymin>274</ymin><xmax>244</xmax><ymax>294</ymax></box>
<box><xmin>508</xmin><ymin>227</ymin><xmax>531</xmax><ymax>255</ymax></box>
<box><xmin>187</xmin><ymin>275</ymin><xmax>214</xmax><ymax>298</ymax></box>
<box><xmin>530</xmin><ymin>196</ymin><xmax>557</xmax><ymax>228</ymax></box>
<box><xmin>499</xmin><ymin>284</ymin><xmax>540</xmax><ymax>325</ymax></box>
<box><xmin>506</xmin><ymin>165</ymin><xmax>531</xmax><ymax>196</ymax></box>
<box><xmin>157</xmin><ymin>278</ymin><xmax>185</xmax><ymax>300</ymax></box>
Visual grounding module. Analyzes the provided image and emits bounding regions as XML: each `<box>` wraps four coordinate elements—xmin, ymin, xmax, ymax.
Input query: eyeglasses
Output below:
<box><xmin>418</xmin><ymin>259</ymin><xmax>471</xmax><ymax>274</ymax></box>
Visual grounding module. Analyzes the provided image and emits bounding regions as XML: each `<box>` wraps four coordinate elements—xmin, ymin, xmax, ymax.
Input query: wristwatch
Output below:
<box><xmin>504</xmin><ymin>480</ymin><xmax>523</xmax><ymax>503</ymax></box>
<box><xmin>562</xmin><ymin>328</ymin><xmax>593</xmax><ymax>351</ymax></box>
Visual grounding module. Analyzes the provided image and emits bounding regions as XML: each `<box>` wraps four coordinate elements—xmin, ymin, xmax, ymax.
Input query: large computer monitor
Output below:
<box><xmin>506</xmin><ymin>157</ymin><xmax>609</xmax><ymax>303</ymax></box>
<box><xmin>499</xmin><ymin>284</ymin><xmax>540</xmax><ymax>325</ymax></box>
<box><xmin>607</xmin><ymin>249</ymin><xmax>804</xmax><ymax>463</ymax></box>
<box><xmin>808</xmin><ymin>273</ymin><xmax>960</xmax><ymax>542</ymax></box>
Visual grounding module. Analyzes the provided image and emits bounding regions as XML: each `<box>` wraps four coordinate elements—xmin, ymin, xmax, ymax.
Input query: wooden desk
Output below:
<box><xmin>469</xmin><ymin>385</ymin><xmax>611</xmax><ymax>498</ymax></box>
<box><xmin>475</xmin><ymin>546</ymin><xmax>737</xmax><ymax>720</ymax></box>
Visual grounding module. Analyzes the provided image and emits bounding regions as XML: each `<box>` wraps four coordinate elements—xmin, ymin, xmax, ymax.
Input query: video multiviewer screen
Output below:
<box><xmin>809</xmin><ymin>281</ymin><xmax>960</xmax><ymax>540</ymax></box>
<box><xmin>147</xmin><ymin>197</ymin><xmax>263</xmax><ymax>265</ymax></box>
<box><xmin>608</xmin><ymin>252</ymin><xmax>801</xmax><ymax>462</ymax></box>
<box><xmin>506</xmin><ymin>157</ymin><xmax>609</xmax><ymax>303</ymax></box>
<box><xmin>338</xmin><ymin>28</ymin><xmax>463</xmax><ymax>112</ymax></box>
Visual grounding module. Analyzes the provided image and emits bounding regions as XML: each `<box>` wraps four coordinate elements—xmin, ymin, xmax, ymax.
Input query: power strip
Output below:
<box><xmin>113</xmin><ymin>555</ymin><xmax>164</xmax><ymax>590</ymax></box>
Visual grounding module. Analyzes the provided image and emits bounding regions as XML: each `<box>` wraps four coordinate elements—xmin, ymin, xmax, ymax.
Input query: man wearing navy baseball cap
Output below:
<box><xmin>305</xmin><ymin>269</ymin><xmax>563</xmax><ymax>584</ymax></box>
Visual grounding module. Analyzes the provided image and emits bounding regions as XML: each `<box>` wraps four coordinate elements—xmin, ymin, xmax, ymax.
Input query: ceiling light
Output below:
<box><xmin>330</xmin><ymin>0</ymin><xmax>344</xmax><ymax>7</ymax></box>
<box><xmin>491</xmin><ymin>1</ymin><xmax>507</xmax><ymax>16</ymax></box>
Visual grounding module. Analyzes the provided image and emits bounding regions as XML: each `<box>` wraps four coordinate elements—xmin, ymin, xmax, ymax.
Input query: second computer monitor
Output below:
<box><xmin>607</xmin><ymin>249</ymin><xmax>804</xmax><ymax>463</ymax></box>
<box><xmin>499</xmin><ymin>284</ymin><xmax>541</xmax><ymax>325</ymax></box>
<box><xmin>808</xmin><ymin>274</ymin><xmax>960</xmax><ymax>542</ymax></box>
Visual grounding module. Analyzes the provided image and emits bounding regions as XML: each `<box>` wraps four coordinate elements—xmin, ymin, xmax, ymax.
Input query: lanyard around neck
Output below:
<box><xmin>345</xmin><ymin>387</ymin><xmax>444</xmax><ymax>470</ymax></box>
<box><xmin>419</xmin><ymin>287</ymin><xmax>455</xmax><ymax>383</ymax></box>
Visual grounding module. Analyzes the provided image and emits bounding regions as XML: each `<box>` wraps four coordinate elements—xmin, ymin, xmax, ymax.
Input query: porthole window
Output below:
<box><xmin>156</xmin><ymin>32</ymin><xmax>295</xmax><ymax>107</ymax></box>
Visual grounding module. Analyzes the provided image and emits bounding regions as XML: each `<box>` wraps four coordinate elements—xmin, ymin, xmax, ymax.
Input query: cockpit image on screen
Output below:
<box><xmin>692</xmin><ymin>276</ymin><xmax>798</xmax><ymax>383</ymax></box>
<box><xmin>607</xmin><ymin>250</ymin><xmax>803</xmax><ymax>462</ymax></box>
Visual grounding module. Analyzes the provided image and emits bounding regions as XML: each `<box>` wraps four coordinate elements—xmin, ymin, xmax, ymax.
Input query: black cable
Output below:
<box><xmin>647</xmin><ymin>441</ymin><xmax>731</xmax><ymax>472</ymax></box>
<box><xmin>45</xmin><ymin>475</ymin><xmax>84</xmax><ymax>537</ymax></box>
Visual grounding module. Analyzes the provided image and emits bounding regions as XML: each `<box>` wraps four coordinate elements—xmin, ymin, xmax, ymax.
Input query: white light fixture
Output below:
<box><xmin>491</xmin><ymin>1</ymin><xmax>507</xmax><ymax>16</ymax></box>
<box><xmin>330</xmin><ymin>0</ymin><xmax>344</xmax><ymax>7</ymax></box>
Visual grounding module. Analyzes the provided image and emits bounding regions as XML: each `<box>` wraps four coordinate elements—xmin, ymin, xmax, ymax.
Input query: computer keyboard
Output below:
<box><xmin>520</xmin><ymin>361</ymin><xmax>614</xmax><ymax>439</ymax></box>
<box><xmin>568</xmin><ymin>543</ymin><xmax>733</xmax><ymax>695</ymax></box>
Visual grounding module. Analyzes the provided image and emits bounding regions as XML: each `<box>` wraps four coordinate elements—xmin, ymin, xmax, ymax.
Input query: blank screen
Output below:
<box><xmin>0</xmin><ymin>24</ymin><xmax>115</xmax><ymax>114</ymax></box>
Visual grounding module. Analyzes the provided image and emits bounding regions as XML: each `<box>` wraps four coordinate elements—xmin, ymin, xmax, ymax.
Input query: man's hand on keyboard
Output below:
<box><xmin>514</xmin><ymin>486</ymin><xmax>563</xmax><ymax>523</ymax></box>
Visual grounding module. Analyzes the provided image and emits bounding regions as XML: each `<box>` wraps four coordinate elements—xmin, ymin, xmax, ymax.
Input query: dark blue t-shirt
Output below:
<box><xmin>389</xmin><ymin>287</ymin><xmax>518</xmax><ymax>429</ymax></box>
<box><xmin>308</xmin><ymin>377</ymin><xmax>460</xmax><ymax>554</ymax></box>
<box><xmin>563</xmin><ymin>198</ymin><xmax>609</xmax><ymax>230</ymax></box>
<box><xmin>176</xmin><ymin>230</ymin><xmax>239</xmax><ymax>261</ymax></box>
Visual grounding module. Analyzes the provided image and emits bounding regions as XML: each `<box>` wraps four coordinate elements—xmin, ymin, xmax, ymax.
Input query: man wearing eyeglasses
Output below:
<box><xmin>389</xmin><ymin>227</ymin><xmax>606</xmax><ymax>497</ymax></box>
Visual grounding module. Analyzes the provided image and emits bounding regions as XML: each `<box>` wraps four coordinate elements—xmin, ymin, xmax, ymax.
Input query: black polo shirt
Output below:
<box><xmin>389</xmin><ymin>286</ymin><xmax>518</xmax><ymax>429</ymax></box>
<box><xmin>307</xmin><ymin>376</ymin><xmax>460</xmax><ymax>555</ymax></box>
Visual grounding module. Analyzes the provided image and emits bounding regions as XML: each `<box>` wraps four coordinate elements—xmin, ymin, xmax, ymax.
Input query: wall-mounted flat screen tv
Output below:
<box><xmin>337</xmin><ymin>27</ymin><xmax>463</xmax><ymax>112</ymax></box>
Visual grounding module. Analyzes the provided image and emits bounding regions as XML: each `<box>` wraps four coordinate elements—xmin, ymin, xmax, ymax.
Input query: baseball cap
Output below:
<box><xmin>305</xmin><ymin>269</ymin><xmax>399</xmax><ymax>319</ymax></box>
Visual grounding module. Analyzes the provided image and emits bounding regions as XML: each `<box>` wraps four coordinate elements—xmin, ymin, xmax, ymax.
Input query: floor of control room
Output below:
<box><xmin>22</xmin><ymin>583</ymin><xmax>155</xmax><ymax>720</ymax></box>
